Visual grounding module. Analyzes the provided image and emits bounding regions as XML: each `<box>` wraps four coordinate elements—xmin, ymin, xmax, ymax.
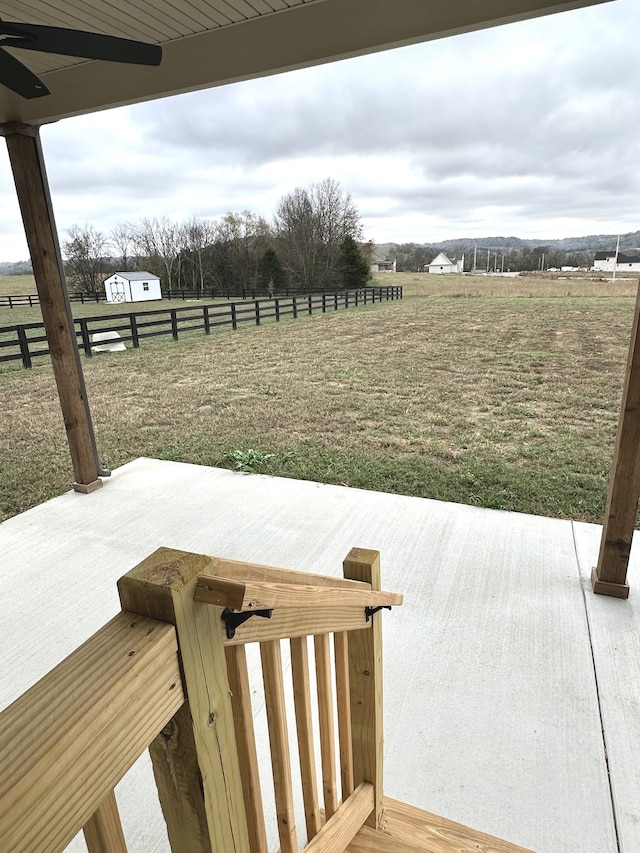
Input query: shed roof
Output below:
<box><xmin>108</xmin><ymin>271</ymin><xmax>159</xmax><ymax>281</ymax></box>
<box><xmin>429</xmin><ymin>252</ymin><xmax>454</xmax><ymax>266</ymax></box>
<box><xmin>594</xmin><ymin>251</ymin><xmax>640</xmax><ymax>264</ymax></box>
<box><xmin>0</xmin><ymin>1</ymin><xmax>613</xmax><ymax>126</ymax></box>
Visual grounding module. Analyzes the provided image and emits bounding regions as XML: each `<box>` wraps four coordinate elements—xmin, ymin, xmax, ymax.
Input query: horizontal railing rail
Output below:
<box><xmin>0</xmin><ymin>286</ymin><xmax>402</xmax><ymax>369</ymax></box>
<box><xmin>0</xmin><ymin>611</ymin><xmax>184</xmax><ymax>853</ymax></box>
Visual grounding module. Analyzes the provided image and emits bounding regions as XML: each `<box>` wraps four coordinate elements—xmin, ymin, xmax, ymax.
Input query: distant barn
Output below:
<box><xmin>370</xmin><ymin>250</ymin><xmax>396</xmax><ymax>273</ymax></box>
<box><xmin>592</xmin><ymin>251</ymin><xmax>640</xmax><ymax>274</ymax></box>
<box><xmin>426</xmin><ymin>252</ymin><xmax>464</xmax><ymax>274</ymax></box>
<box><xmin>103</xmin><ymin>272</ymin><xmax>161</xmax><ymax>303</ymax></box>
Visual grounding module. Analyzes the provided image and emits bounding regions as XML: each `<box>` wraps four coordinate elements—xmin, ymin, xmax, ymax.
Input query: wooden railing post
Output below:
<box><xmin>118</xmin><ymin>548</ymin><xmax>250</xmax><ymax>853</ymax></box>
<box><xmin>343</xmin><ymin>547</ymin><xmax>384</xmax><ymax>829</ymax></box>
<box><xmin>592</xmin><ymin>280</ymin><xmax>640</xmax><ymax>598</ymax></box>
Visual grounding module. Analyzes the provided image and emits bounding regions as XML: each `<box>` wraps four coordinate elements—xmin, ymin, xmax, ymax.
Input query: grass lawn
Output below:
<box><xmin>1</xmin><ymin>276</ymin><xmax>636</xmax><ymax>524</ymax></box>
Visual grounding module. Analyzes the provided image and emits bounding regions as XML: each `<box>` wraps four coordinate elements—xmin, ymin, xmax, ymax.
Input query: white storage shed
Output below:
<box><xmin>103</xmin><ymin>272</ymin><xmax>162</xmax><ymax>303</ymax></box>
<box><xmin>427</xmin><ymin>252</ymin><xmax>464</xmax><ymax>274</ymax></box>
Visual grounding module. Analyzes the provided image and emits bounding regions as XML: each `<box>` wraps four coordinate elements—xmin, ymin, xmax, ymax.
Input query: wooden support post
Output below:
<box><xmin>343</xmin><ymin>547</ymin><xmax>384</xmax><ymax>829</ymax></box>
<box><xmin>1</xmin><ymin>122</ymin><xmax>102</xmax><ymax>493</ymax></box>
<box><xmin>592</xmin><ymin>281</ymin><xmax>640</xmax><ymax>599</ymax></box>
<box><xmin>118</xmin><ymin>547</ymin><xmax>250</xmax><ymax>853</ymax></box>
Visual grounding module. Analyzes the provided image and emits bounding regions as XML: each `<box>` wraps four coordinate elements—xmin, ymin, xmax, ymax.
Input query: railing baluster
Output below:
<box><xmin>315</xmin><ymin>633</ymin><xmax>339</xmax><ymax>819</ymax></box>
<box><xmin>260</xmin><ymin>640</ymin><xmax>298</xmax><ymax>853</ymax></box>
<box><xmin>334</xmin><ymin>631</ymin><xmax>354</xmax><ymax>800</ymax></box>
<box><xmin>226</xmin><ymin>645</ymin><xmax>269</xmax><ymax>853</ymax></box>
<box><xmin>290</xmin><ymin>636</ymin><xmax>322</xmax><ymax>841</ymax></box>
<box><xmin>82</xmin><ymin>789</ymin><xmax>127</xmax><ymax>853</ymax></box>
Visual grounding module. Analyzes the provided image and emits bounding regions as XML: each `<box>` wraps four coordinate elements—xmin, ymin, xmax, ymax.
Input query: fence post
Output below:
<box><xmin>334</xmin><ymin>292</ymin><xmax>338</xmax><ymax>311</ymax></box>
<box><xmin>231</xmin><ymin>303</ymin><xmax>238</xmax><ymax>331</ymax></box>
<box><xmin>130</xmin><ymin>314</ymin><xmax>140</xmax><ymax>348</ymax></box>
<box><xmin>255</xmin><ymin>300</ymin><xmax>261</xmax><ymax>326</ymax></box>
<box><xmin>292</xmin><ymin>296</ymin><xmax>298</xmax><ymax>319</ymax></box>
<box><xmin>8</xmin><ymin>295</ymin><xmax>13</xmax><ymax>309</ymax></box>
<box><xmin>171</xmin><ymin>309</ymin><xmax>179</xmax><ymax>341</ymax></box>
<box><xmin>78</xmin><ymin>318</ymin><xmax>92</xmax><ymax>357</ymax></box>
<box><xmin>275</xmin><ymin>298</ymin><xmax>280</xmax><ymax>322</ymax></box>
<box><xmin>345</xmin><ymin>292</ymin><xmax>349</xmax><ymax>309</ymax></box>
<box><xmin>343</xmin><ymin>548</ymin><xmax>384</xmax><ymax>829</ymax></box>
<box><xmin>17</xmin><ymin>325</ymin><xmax>32</xmax><ymax>368</ymax></box>
<box><xmin>203</xmin><ymin>305</ymin><xmax>210</xmax><ymax>335</ymax></box>
<box><xmin>322</xmin><ymin>292</ymin><xmax>326</xmax><ymax>313</ymax></box>
<box><xmin>118</xmin><ymin>548</ymin><xmax>251</xmax><ymax>853</ymax></box>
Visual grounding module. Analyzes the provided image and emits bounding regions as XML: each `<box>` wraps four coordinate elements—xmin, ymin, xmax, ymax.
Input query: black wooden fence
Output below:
<box><xmin>0</xmin><ymin>286</ymin><xmax>402</xmax><ymax>369</ymax></box>
<box><xmin>0</xmin><ymin>284</ymin><xmax>380</xmax><ymax>308</ymax></box>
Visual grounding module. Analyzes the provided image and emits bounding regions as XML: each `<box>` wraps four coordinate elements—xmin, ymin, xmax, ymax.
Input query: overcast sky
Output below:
<box><xmin>0</xmin><ymin>0</ymin><xmax>637</xmax><ymax>262</ymax></box>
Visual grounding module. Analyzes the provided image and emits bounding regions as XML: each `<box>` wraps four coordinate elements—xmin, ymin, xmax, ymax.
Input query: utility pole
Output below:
<box><xmin>612</xmin><ymin>234</ymin><xmax>620</xmax><ymax>283</ymax></box>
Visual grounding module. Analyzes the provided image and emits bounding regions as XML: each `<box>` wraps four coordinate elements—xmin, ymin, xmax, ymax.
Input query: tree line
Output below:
<box><xmin>392</xmin><ymin>242</ymin><xmax>597</xmax><ymax>273</ymax></box>
<box><xmin>62</xmin><ymin>178</ymin><xmax>371</xmax><ymax>295</ymax></box>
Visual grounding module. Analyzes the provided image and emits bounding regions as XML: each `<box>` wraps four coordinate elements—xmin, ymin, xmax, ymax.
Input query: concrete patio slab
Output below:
<box><xmin>0</xmin><ymin>457</ymin><xmax>631</xmax><ymax>852</ymax></box>
<box><xmin>574</xmin><ymin>521</ymin><xmax>640</xmax><ymax>853</ymax></box>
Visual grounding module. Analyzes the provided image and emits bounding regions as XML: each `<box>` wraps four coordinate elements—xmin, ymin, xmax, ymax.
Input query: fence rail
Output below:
<box><xmin>0</xmin><ymin>284</ymin><xmax>392</xmax><ymax>308</ymax></box>
<box><xmin>0</xmin><ymin>286</ymin><xmax>402</xmax><ymax>369</ymax></box>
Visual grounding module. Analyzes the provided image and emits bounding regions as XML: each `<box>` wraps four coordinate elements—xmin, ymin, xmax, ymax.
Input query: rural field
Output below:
<box><xmin>0</xmin><ymin>272</ymin><xmax>637</xmax><ymax>524</ymax></box>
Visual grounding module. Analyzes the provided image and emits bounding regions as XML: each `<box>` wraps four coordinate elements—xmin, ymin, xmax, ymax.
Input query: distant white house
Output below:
<box><xmin>592</xmin><ymin>251</ymin><xmax>640</xmax><ymax>274</ymax></box>
<box><xmin>103</xmin><ymin>271</ymin><xmax>162</xmax><ymax>303</ymax></box>
<box><xmin>370</xmin><ymin>250</ymin><xmax>396</xmax><ymax>273</ymax></box>
<box><xmin>427</xmin><ymin>252</ymin><xmax>464</xmax><ymax>274</ymax></box>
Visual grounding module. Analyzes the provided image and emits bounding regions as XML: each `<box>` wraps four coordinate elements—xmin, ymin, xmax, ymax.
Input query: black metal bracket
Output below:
<box><xmin>365</xmin><ymin>605</ymin><xmax>392</xmax><ymax>622</ymax></box>
<box><xmin>221</xmin><ymin>607</ymin><xmax>273</xmax><ymax>639</ymax></box>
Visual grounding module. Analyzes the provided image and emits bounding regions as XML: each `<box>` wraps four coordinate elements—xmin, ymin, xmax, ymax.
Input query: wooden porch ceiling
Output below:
<box><xmin>0</xmin><ymin>0</ymin><xmax>614</xmax><ymax>126</ymax></box>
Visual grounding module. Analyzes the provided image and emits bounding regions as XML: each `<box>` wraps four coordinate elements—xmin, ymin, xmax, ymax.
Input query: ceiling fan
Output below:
<box><xmin>0</xmin><ymin>18</ymin><xmax>162</xmax><ymax>99</ymax></box>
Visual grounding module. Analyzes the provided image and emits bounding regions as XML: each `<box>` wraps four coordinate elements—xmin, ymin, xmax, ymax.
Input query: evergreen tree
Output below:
<box><xmin>258</xmin><ymin>247</ymin><xmax>287</xmax><ymax>295</ymax></box>
<box><xmin>337</xmin><ymin>235</ymin><xmax>370</xmax><ymax>288</ymax></box>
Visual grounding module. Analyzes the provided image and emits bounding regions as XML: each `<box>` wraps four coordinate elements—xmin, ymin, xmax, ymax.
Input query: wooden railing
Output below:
<box><xmin>0</xmin><ymin>611</ymin><xmax>184</xmax><ymax>852</ymax></box>
<box><xmin>0</xmin><ymin>546</ymin><xmax>401</xmax><ymax>853</ymax></box>
<box><xmin>192</xmin><ymin>549</ymin><xmax>400</xmax><ymax>852</ymax></box>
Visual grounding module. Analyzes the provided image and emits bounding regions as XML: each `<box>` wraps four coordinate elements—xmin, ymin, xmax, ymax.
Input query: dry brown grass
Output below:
<box><xmin>384</xmin><ymin>271</ymin><xmax>639</xmax><ymax>298</ymax></box>
<box><xmin>1</xmin><ymin>289</ymin><xmax>635</xmax><ymax>523</ymax></box>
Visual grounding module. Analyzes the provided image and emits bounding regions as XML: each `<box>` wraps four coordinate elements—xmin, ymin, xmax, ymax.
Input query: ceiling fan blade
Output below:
<box><xmin>1</xmin><ymin>22</ymin><xmax>162</xmax><ymax>66</ymax></box>
<box><xmin>0</xmin><ymin>45</ymin><xmax>49</xmax><ymax>98</ymax></box>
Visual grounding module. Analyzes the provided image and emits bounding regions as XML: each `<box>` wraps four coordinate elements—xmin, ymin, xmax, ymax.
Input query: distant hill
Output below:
<box><xmin>377</xmin><ymin>230</ymin><xmax>640</xmax><ymax>256</ymax></box>
<box><xmin>374</xmin><ymin>230</ymin><xmax>640</xmax><ymax>272</ymax></box>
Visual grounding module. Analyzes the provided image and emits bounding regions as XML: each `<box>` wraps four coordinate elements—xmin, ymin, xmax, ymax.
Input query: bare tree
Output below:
<box><xmin>180</xmin><ymin>217</ymin><xmax>216</xmax><ymax>291</ymax></box>
<box><xmin>213</xmin><ymin>211</ymin><xmax>272</xmax><ymax>292</ymax></box>
<box><xmin>62</xmin><ymin>224</ymin><xmax>109</xmax><ymax>293</ymax></box>
<box><xmin>110</xmin><ymin>222</ymin><xmax>136</xmax><ymax>271</ymax></box>
<box><xmin>274</xmin><ymin>178</ymin><xmax>362</xmax><ymax>291</ymax></box>
<box><xmin>133</xmin><ymin>217</ymin><xmax>182</xmax><ymax>290</ymax></box>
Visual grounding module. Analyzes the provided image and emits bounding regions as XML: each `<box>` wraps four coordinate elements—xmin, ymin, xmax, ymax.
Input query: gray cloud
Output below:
<box><xmin>0</xmin><ymin>0</ymin><xmax>638</xmax><ymax>259</ymax></box>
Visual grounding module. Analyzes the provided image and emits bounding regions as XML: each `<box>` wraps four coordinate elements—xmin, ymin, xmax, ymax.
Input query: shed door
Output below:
<box><xmin>110</xmin><ymin>280</ymin><xmax>126</xmax><ymax>302</ymax></box>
